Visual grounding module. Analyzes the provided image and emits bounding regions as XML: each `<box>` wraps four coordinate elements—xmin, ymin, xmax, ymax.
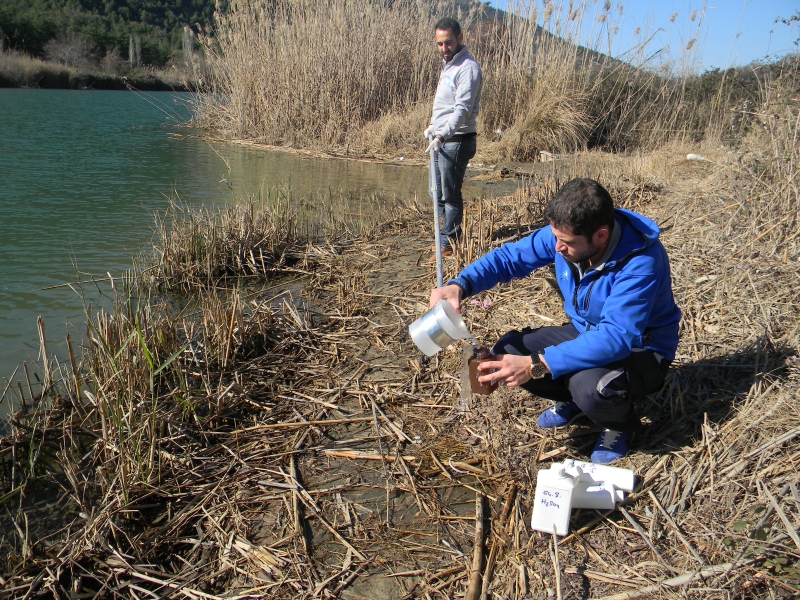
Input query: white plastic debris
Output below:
<box><xmin>540</xmin><ymin>151</ymin><xmax>565</xmax><ymax>162</ymax></box>
<box><xmin>686</xmin><ymin>153</ymin><xmax>706</xmax><ymax>161</ymax></box>
<box><xmin>531</xmin><ymin>460</ymin><xmax>635</xmax><ymax>536</ymax></box>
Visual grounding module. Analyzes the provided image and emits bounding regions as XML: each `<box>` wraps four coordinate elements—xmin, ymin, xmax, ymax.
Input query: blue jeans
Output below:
<box><xmin>432</xmin><ymin>136</ymin><xmax>476</xmax><ymax>248</ymax></box>
<box><xmin>491</xmin><ymin>324</ymin><xmax>670</xmax><ymax>432</ymax></box>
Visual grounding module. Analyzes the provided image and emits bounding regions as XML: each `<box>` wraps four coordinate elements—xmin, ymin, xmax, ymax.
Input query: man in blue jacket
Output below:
<box><xmin>429</xmin><ymin>178</ymin><xmax>681</xmax><ymax>463</ymax></box>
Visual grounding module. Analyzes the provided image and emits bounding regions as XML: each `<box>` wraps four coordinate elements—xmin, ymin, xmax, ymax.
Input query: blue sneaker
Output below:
<box><xmin>591</xmin><ymin>429</ymin><xmax>630</xmax><ymax>464</ymax></box>
<box><xmin>536</xmin><ymin>402</ymin><xmax>583</xmax><ymax>428</ymax></box>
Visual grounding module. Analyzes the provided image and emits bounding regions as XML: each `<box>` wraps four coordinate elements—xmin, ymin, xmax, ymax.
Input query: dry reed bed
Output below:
<box><xmin>1</xmin><ymin>148</ymin><xmax>799</xmax><ymax>598</ymax></box>
<box><xmin>192</xmin><ymin>0</ymin><xmax>790</xmax><ymax>161</ymax></box>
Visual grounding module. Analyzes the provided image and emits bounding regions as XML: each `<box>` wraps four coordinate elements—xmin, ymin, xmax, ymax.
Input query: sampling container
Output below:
<box><xmin>409</xmin><ymin>299</ymin><xmax>471</xmax><ymax>356</ymax></box>
<box><xmin>468</xmin><ymin>346</ymin><xmax>498</xmax><ymax>394</ymax></box>
<box><xmin>531</xmin><ymin>461</ymin><xmax>636</xmax><ymax>536</ymax></box>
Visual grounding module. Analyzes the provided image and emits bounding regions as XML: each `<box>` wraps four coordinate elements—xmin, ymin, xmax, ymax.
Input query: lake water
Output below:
<box><xmin>0</xmin><ymin>88</ymin><xmax>487</xmax><ymax>389</ymax></box>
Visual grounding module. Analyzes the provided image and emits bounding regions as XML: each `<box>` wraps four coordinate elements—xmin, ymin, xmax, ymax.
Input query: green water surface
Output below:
<box><xmin>0</xmin><ymin>88</ymin><xmax>451</xmax><ymax>390</ymax></box>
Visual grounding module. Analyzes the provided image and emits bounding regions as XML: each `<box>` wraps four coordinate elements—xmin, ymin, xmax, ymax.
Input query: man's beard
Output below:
<box><xmin>564</xmin><ymin>243</ymin><xmax>601</xmax><ymax>265</ymax></box>
<box><xmin>442</xmin><ymin>44</ymin><xmax>461</xmax><ymax>62</ymax></box>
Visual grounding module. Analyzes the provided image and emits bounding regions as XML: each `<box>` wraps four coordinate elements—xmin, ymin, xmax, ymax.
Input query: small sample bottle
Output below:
<box><xmin>468</xmin><ymin>346</ymin><xmax>498</xmax><ymax>395</ymax></box>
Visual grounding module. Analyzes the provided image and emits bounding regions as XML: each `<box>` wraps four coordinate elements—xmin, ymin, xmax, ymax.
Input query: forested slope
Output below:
<box><xmin>0</xmin><ymin>0</ymin><xmax>220</xmax><ymax>65</ymax></box>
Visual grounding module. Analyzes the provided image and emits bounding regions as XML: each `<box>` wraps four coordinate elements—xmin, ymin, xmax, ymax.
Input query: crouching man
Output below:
<box><xmin>429</xmin><ymin>178</ymin><xmax>681</xmax><ymax>463</ymax></box>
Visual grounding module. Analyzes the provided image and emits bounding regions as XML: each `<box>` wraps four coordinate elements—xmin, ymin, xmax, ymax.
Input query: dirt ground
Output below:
<box><xmin>2</xmin><ymin>149</ymin><xmax>798</xmax><ymax>599</ymax></box>
<box><xmin>223</xmin><ymin>150</ymin><xmax>798</xmax><ymax>599</ymax></box>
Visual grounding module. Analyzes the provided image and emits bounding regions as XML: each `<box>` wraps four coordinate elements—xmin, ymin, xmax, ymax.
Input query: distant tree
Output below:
<box><xmin>101</xmin><ymin>44</ymin><xmax>123</xmax><ymax>73</ymax></box>
<box><xmin>0</xmin><ymin>0</ymin><xmax>219</xmax><ymax>66</ymax></box>
<box><xmin>182</xmin><ymin>24</ymin><xmax>194</xmax><ymax>73</ymax></box>
<box><xmin>44</xmin><ymin>31</ymin><xmax>97</xmax><ymax>69</ymax></box>
<box><xmin>128</xmin><ymin>33</ymin><xmax>141</xmax><ymax>67</ymax></box>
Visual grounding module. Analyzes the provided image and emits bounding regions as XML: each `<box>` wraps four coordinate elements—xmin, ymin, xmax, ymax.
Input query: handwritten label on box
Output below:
<box><xmin>531</xmin><ymin>483</ymin><xmax>573</xmax><ymax>536</ymax></box>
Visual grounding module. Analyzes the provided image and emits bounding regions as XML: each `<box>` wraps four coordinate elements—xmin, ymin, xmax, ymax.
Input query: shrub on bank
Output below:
<box><xmin>0</xmin><ymin>50</ymin><xmax>72</xmax><ymax>87</ymax></box>
<box><xmin>0</xmin><ymin>49</ymin><xmax>197</xmax><ymax>90</ymax></box>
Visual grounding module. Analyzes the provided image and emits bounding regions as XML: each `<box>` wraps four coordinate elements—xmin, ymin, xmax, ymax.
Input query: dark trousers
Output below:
<box><xmin>491</xmin><ymin>324</ymin><xmax>670</xmax><ymax>432</ymax></box>
<box><xmin>432</xmin><ymin>136</ymin><xmax>476</xmax><ymax>248</ymax></box>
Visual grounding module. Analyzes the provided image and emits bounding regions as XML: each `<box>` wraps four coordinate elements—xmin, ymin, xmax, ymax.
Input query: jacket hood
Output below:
<box><xmin>601</xmin><ymin>208</ymin><xmax>661</xmax><ymax>268</ymax></box>
<box><xmin>617</xmin><ymin>208</ymin><xmax>660</xmax><ymax>244</ymax></box>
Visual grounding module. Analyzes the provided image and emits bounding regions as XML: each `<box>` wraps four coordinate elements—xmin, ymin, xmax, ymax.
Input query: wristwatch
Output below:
<box><xmin>526</xmin><ymin>354</ymin><xmax>548</xmax><ymax>379</ymax></box>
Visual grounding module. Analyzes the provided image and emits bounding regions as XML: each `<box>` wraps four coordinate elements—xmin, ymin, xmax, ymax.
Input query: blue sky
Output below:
<box><xmin>489</xmin><ymin>1</ymin><xmax>799</xmax><ymax>72</ymax></box>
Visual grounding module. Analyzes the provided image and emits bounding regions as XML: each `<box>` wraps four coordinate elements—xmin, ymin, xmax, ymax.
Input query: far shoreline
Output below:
<box><xmin>0</xmin><ymin>52</ymin><xmax>196</xmax><ymax>92</ymax></box>
<box><xmin>0</xmin><ymin>70</ymin><xmax>194</xmax><ymax>92</ymax></box>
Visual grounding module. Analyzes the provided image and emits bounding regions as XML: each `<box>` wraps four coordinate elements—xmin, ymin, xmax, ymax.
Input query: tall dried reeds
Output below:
<box><xmin>0</xmin><ymin>50</ymin><xmax>74</xmax><ymax>87</ymax></box>
<box><xmin>193</xmin><ymin>0</ymin><xmax>769</xmax><ymax>158</ymax></box>
<box><xmin>1</xmin><ymin>5</ymin><xmax>798</xmax><ymax>595</ymax></box>
<box><xmin>194</xmin><ymin>0</ymin><xmax>447</xmax><ymax>146</ymax></box>
<box><xmin>2</xmin><ymin>149</ymin><xmax>799</xmax><ymax>596</ymax></box>
<box><xmin>150</xmin><ymin>187</ymin><xmax>398</xmax><ymax>291</ymax></box>
<box><xmin>473</xmin><ymin>4</ymin><xmax>593</xmax><ymax>160</ymax></box>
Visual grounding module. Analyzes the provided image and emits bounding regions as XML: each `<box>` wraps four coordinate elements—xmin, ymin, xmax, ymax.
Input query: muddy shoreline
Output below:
<box><xmin>1</xmin><ymin>151</ymin><xmax>798</xmax><ymax>598</ymax></box>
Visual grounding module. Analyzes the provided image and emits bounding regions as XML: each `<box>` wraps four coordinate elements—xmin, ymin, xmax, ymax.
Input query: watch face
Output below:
<box><xmin>528</xmin><ymin>359</ymin><xmax>547</xmax><ymax>379</ymax></box>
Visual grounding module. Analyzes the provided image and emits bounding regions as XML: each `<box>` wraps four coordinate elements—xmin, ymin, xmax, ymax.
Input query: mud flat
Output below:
<box><xmin>1</xmin><ymin>150</ymin><xmax>799</xmax><ymax>599</ymax></box>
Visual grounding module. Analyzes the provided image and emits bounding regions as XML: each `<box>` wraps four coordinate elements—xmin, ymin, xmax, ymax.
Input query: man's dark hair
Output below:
<box><xmin>544</xmin><ymin>178</ymin><xmax>615</xmax><ymax>239</ymax></box>
<box><xmin>434</xmin><ymin>17</ymin><xmax>461</xmax><ymax>37</ymax></box>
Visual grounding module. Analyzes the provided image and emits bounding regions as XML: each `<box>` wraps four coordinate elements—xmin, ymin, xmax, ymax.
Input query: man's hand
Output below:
<box><xmin>425</xmin><ymin>137</ymin><xmax>442</xmax><ymax>154</ymax></box>
<box><xmin>423</xmin><ymin>125</ymin><xmax>436</xmax><ymax>140</ymax></box>
<box><xmin>430</xmin><ymin>284</ymin><xmax>463</xmax><ymax>313</ymax></box>
<box><xmin>476</xmin><ymin>354</ymin><xmax>545</xmax><ymax>387</ymax></box>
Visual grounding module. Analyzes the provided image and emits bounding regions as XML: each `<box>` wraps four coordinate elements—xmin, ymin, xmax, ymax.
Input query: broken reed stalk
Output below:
<box><xmin>592</xmin><ymin>560</ymin><xmax>758</xmax><ymax>600</ymax></box>
<box><xmin>35</xmin><ymin>317</ymin><xmax>49</xmax><ymax>390</ymax></box>
<box><xmin>617</xmin><ymin>505</ymin><xmax>672</xmax><ymax>571</ymax></box>
<box><xmin>480</xmin><ymin>482</ymin><xmax>518</xmax><ymax>599</ymax></box>
<box><xmin>466</xmin><ymin>493</ymin><xmax>486</xmax><ymax>600</ymax></box>
<box><xmin>551</xmin><ymin>528</ymin><xmax>562</xmax><ymax>600</ymax></box>
<box><xmin>2</xmin><ymin>118</ymin><xmax>800</xmax><ymax>598</ymax></box>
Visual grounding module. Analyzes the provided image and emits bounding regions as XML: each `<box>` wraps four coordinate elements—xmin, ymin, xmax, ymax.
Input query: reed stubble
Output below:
<box><xmin>1</xmin><ymin>54</ymin><xmax>799</xmax><ymax>600</ymax></box>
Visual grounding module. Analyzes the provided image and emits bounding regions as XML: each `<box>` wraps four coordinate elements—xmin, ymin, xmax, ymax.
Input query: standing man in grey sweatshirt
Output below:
<box><xmin>424</xmin><ymin>17</ymin><xmax>482</xmax><ymax>259</ymax></box>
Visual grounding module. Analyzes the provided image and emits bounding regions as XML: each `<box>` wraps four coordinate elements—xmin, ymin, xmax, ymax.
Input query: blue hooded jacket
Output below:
<box><xmin>448</xmin><ymin>209</ymin><xmax>681</xmax><ymax>379</ymax></box>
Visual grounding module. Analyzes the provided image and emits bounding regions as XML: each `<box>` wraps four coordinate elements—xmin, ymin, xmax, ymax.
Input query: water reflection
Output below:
<box><xmin>0</xmin><ymin>89</ymin><xmax>490</xmax><ymax>394</ymax></box>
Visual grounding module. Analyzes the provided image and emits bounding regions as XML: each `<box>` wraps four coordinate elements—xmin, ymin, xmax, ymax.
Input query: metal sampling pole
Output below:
<box><xmin>428</xmin><ymin>142</ymin><xmax>444</xmax><ymax>288</ymax></box>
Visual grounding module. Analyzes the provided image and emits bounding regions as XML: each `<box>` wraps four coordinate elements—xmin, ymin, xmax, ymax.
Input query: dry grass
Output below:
<box><xmin>0</xmin><ymin>49</ymin><xmax>197</xmax><ymax>90</ymax></box>
<box><xmin>0</xmin><ymin>50</ymin><xmax>75</xmax><ymax>87</ymax></box>
<box><xmin>2</xmin><ymin>123</ymin><xmax>799</xmax><ymax>597</ymax></box>
<box><xmin>148</xmin><ymin>189</ymin><xmax>403</xmax><ymax>292</ymax></box>
<box><xmin>1</xmin><ymin>11</ymin><xmax>799</xmax><ymax>597</ymax></box>
<box><xmin>192</xmin><ymin>0</ymin><xmax>784</xmax><ymax>160</ymax></box>
<box><xmin>194</xmin><ymin>0</ymin><xmax>618</xmax><ymax>155</ymax></box>
<box><xmin>194</xmin><ymin>0</ymin><xmax>444</xmax><ymax>147</ymax></box>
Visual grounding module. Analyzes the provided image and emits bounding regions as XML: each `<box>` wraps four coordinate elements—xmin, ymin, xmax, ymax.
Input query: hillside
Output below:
<box><xmin>0</xmin><ymin>0</ymin><xmax>220</xmax><ymax>66</ymax></box>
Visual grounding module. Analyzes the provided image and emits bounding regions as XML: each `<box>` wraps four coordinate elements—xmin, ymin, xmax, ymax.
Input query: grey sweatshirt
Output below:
<box><xmin>429</xmin><ymin>45</ymin><xmax>482</xmax><ymax>140</ymax></box>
